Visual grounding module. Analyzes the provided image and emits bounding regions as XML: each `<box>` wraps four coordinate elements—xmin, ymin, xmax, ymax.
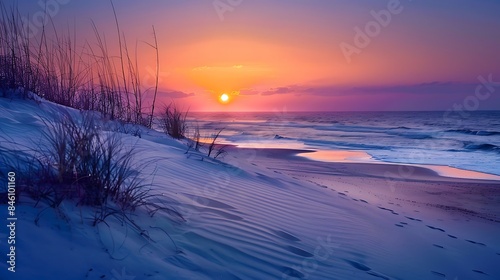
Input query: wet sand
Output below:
<box><xmin>227</xmin><ymin>146</ymin><xmax>500</xmax><ymax>224</ymax></box>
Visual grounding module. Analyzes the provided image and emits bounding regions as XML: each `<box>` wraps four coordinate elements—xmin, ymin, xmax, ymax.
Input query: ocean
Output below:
<box><xmin>189</xmin><ymin>111</ymin><xmax>500</xmax><ymax>176</ymax></box>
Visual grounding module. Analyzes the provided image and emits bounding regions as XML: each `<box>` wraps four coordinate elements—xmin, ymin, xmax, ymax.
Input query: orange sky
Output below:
<box><xmin>14</xmin><ymin>0</ymin><xmax>500</xmax><ymax>111</ymax></box>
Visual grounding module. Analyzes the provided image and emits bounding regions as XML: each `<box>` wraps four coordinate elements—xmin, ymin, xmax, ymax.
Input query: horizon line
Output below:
<box><xmin>188</xmin><ymin>109</ymin><xmax>500</xmax><ymax>114</ymax></box>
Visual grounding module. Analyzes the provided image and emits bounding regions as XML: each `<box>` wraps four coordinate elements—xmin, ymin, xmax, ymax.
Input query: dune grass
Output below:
<box><xmin>0</xmin><ymin>2</ymin><xmax>160</xmax><ymax>126</ymax></box>
<box><xmin>159</xmin><ymin>103</ymin><xmax>189</xmax><ymax>139</ymax></box>
<box><xmin>0</xmin><ymin>2</ymin><xmax>184</xmax><ymax>227</ymax></box>
<box><xmin>0</xmin><ymin>108</ymin><xmax>184</xmax><ymax>228</ymax></box>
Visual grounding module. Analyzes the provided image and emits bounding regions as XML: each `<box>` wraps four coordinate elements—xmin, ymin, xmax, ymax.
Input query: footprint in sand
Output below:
<box><xmin>405</xmin><ymin>216</ymin><xmax>422</xmax><ymax>222</ymax></box>
<box><xmin>431</xmin><ymin>271</ymin><xmax>446</xmax><ymax>278</ymax></box>
<box><xmin>465</xmin><ymin>240</ymin><xmax>486</xmax><ymax>247</ymax></box>
<box><xmin>472</xmin><ymin>270</ymin><xmax>488</xmax><ymax>275</ymax></box>
<box><xmin>285</xmin><ymin>246</ymin><xmax>314</xmax><ymax>258</ymax></box>
<box><xmin>378</xmin><ymin>206</ymin><xmax>399</xmax><ymax>215</ymax></box>
<box><xmin>426</xmin><ymin>225</ymin><xmax>446</xmax><ymax>232</ymax></box>
<box><xmin>344</xmin><ymin>260</ymin><xmax>371</xmax><ymax>271</ymax></box>
<box><xmin>271</xmin><ymin>229</ymin><xmax>301</xmax><ymax>242</ymax></box>
<box><xmin>344</xmin><ymin>260</ymin><xmax>390</xmax><ymax>279</ymax></box>
<box><xmin>367</xmin><ymin>271</ymin><xmax>390</xmax><ymax>279</ymax></box>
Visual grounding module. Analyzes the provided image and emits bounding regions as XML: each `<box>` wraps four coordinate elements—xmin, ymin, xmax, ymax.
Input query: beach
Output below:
<box><xmin>192</xmin><ymin>110</ymin><xmax>500</xmax><ymax>178</ymax></box>
<box><xmin>231</xmin><ymin>147</ymin><xmax>500</xmax><ymax>221</ymax></box>
<box><xmin>1</xmin><ymin>1</ymin><xmax>500</xmax><ymax>278</ymax></box>
<box><xmin>222</xmin><ymin>145</ymin><xmax>500</xmax><ymax>279</ymax></box>
<box><xmin>0</xmin><ymin>97</ymin><xmax>499</xmax><ymax>279</ymax></box>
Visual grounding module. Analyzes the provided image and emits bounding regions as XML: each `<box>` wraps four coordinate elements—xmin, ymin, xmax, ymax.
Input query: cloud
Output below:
<box><xmin>191</xmin><ymin>66</ymin><xmax>211</xmax><ymax>72</ymax></box>
<box><xmin>192</xmin><ymin>65</ymin><xmax>245</xmax><ymax>71</ymax></box>
<box><xmin>245</xmin><ymin>81</ymin><xmax>478</xmax><ymax>97</ymax></box>
<box><xmin>158</xmin><ymin>90</ymin><xmax>195</xmax><ymax>99</ymax></box>
<box><xmin>345</xmin><ymin>82</ymin><xmax>475</xmax><ymax>96</ymax></box>
<box><xmin>261</xmin><ymin>87</ymin><xmax>295</xmax><ymax>96</ymax></box>
<box><xmin>239</xmin><ymin>88</ymin><xmax>260</xmax><ymax>95</ymax></box>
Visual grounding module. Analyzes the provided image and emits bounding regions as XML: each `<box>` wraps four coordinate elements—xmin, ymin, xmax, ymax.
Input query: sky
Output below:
<box><xmin>11</xmin><ymin>0</ymin><xmax>500</xmax><ymax>111</ymax></box>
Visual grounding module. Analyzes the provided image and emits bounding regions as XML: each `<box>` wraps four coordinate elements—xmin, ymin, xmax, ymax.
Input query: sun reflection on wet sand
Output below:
<box><xmin>298</xmin><ymin>150</ymin><xmax>373</xmax><ymax>163</ymax></box>
<box><xmin>298</xmin><ymin>150</ymin><xmax>500</xmax><ymax>181</ymax></box>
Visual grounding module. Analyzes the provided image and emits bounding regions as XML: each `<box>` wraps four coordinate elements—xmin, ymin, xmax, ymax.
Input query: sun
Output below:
<box><xmin>219</xmin><ymin>93</ymin><xmax>230</xmax><ymax>103</ymax></box>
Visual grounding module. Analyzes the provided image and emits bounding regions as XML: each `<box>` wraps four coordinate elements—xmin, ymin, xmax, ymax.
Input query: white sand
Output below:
<box><xmin>0</xmin><ymin>96</ymin><xmax>499</xmax><ymax>279</ymax></box>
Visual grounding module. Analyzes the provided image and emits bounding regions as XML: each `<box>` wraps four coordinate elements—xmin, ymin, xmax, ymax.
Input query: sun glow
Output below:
<box><xmin>219</xmin><ymin>93</ymin><xmax>230</xmax><ymax>103</ymax></box>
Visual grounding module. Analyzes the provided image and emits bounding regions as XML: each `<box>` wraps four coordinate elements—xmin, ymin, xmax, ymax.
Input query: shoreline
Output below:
<box><xmin>3</xmin><ymin>96</ymin><xmax>500</xmax><ymax>279</ymax></box>
<box><xmin>225</xmin><ymin>145</ymin><xmax>500</xmax><ymax>224</ymax></box>
<box><xmin>223</xmin><ymin>145</ymin><xmax>500</xmax><ymax>183</ymax></box>
<box><xmin>298</xmin><ymin>149</ymin><xmax>500</xmax><ymax>181</ymax></box>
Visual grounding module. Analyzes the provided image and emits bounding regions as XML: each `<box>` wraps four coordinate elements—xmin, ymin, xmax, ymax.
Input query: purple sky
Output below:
<box><xmin>12</xmin><ymin>0</ymin><xmax>500</xmax><ymax>111</ymax></box>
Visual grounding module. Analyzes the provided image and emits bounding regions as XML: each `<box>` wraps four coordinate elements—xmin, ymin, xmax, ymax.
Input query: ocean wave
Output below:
<box><xmin>447</xmin><ymin>129</ymin><xmax>500</xmax><ymax>136</ymax></box>
<box><xmin>388</xmin><ymin>132</ymin><xmax>433</xmax><ymax>140</ymax></box>
<box><xmin>314</xmin><ymin>125</ymin><xmax>387</xmax><ymax>133</ymax></box>
<box><xmin>311</xmin><ymin>125</ymin><xmax>436</xmax><ymax>141</ymax></box>
<box><xmin>463</xmin><ymin>142</ymin><xmax>500</xmax><ymax>152</ymax></box>
<box><xmin>301</xmin><ymin>138</ymin><xmax>391</xmax><ymax>151</ymax></box>
<box><xmin>315</xmin><ymin>125</ymin><xmax>418</xmax><ymax>133</ymax></box>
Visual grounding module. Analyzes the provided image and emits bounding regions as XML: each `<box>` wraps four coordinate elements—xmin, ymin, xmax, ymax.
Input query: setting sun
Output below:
<box><xmin>219</xmin><ymin>93</ymin><xmax>230</xmax><ymax>103</ymax></box>
<box><xmin>3</xmin><ymin>1</ymin><xmax>500</xmax><ymax>279</ymax></box>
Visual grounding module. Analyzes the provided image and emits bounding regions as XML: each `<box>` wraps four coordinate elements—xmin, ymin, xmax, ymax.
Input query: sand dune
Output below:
<box><xmin>1</xmin><ymin>97</ymin><xmax>499</xmax><ymax>279</ymax></box>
